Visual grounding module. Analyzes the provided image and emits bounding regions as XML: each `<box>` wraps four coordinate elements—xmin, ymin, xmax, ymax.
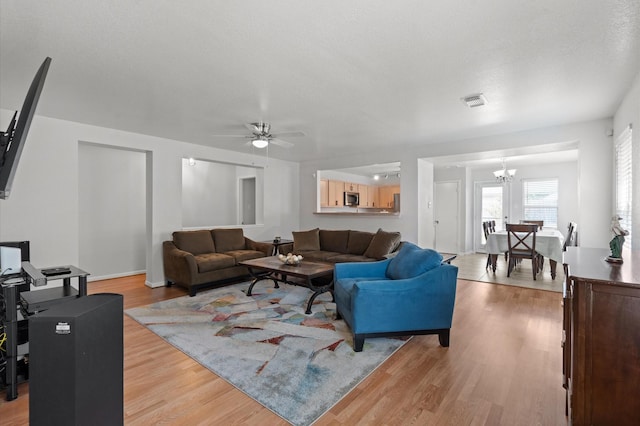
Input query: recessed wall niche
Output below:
<box><xmin>182</xmin><ymin>158</ymin><xmax>264</xmax><ymax>227</ymax></box>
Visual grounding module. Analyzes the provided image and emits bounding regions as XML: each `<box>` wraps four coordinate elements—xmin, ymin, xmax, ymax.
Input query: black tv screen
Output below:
<box><xmin>0</xmin><ymin>57</ymin><xmax>51</xmax><ymax>200</ymax></box>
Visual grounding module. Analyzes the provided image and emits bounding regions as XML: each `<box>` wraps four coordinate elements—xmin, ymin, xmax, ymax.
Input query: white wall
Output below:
<box><xmin>299</xmin><ymin>119</ymin><xmax>613</xmax><ymax>249</ymax></box>
<box><xmin>79</xmin><ymin>143</ymin><xmax>146</xmax><ymax>278</ymax></box>
<box><xmin>0</xmin><ymin>109</ymin><xmax>300</xmax><ymax>286</ymax></box>
<box><xmin>613</xmin><ymin>70</ymin><xmax>640</xmax><ymax>249</ymax></box>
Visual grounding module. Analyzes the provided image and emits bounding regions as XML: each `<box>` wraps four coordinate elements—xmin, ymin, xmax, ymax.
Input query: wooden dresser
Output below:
<box><xmin>562</xmin><ymin>247</ymin><xmax>640</xmax><ymax>425</ymax></box>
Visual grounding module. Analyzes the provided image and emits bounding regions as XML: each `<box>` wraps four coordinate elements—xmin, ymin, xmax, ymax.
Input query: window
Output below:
<box><xmin>615</xmin><ymin>125</ymin><xmax>632</xmax><ymax>248</ymax></box>
<box><xmin>523</xmin><ymin>178</ymin><xmax>558</xmax><ymax>228</ymax></box>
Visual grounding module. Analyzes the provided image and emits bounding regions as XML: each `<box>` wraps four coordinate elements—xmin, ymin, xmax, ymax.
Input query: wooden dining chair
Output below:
<box><xmin>484</xmin><ymin>220</ymin><xmax>507</xmax><ymax>270</ymax></box>
<box><xmin>506</xmin><ymin>223</ymin><xmax>540</xmax><ymax>280</ymax></box>
<box><xmin>563</xmin><ymin>222</ymin><xmax>577</xmax><ymax>250</ymax></box>
<box><xmin>482</xmin><ymin>221</ymin><xmax>492</xmax><ymax>269</ymax></box>
<box><xmin>520</xmin><ymin>220</ymin><xmax>544</xmax><ymax>230</ymax></box>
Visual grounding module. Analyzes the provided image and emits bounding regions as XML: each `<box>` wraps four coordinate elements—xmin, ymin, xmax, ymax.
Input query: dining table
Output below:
<box><xmin>486</xmin><ymin>228</ymin><xmax>565</xmax><ymax>279</ymax></box>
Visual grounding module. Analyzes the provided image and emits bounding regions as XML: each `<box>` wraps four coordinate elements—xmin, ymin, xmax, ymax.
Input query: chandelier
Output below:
<box><xmin>493</xmin><ymin>159</ymin><xmax>516</xmax><ymax>183</ymax></box>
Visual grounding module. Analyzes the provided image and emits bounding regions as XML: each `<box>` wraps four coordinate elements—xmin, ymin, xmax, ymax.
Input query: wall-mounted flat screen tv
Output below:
<box><xmin>0</xmin><ymin>57</ymin><xmax>51</xmax><ymax>199</ymax></box>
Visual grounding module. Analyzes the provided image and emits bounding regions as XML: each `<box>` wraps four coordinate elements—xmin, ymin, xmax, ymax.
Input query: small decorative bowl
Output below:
<box><xmin>278</xmin><ymin>254</ymin><xmax>303</xmax><ymax>266</ymax></box>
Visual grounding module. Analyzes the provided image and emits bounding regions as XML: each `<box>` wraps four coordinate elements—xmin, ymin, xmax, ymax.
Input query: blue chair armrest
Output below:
<box><xmin>334</xmin><ymin>258</ymin><xmax>392</xmax><ymax>280</ymax></box>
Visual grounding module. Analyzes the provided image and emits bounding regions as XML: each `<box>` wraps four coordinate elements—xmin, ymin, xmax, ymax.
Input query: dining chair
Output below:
<box><xmin>520</xmin><ymin>220</ymin><xmax>544</xmax><ymax>230</ymax></box>
<box><xmin>483</xmin><ymin>221</ymin><xmax>492</xmax><ymax>269</ymax></box>
<box><xmin>484</xmin><ymin>220</ymin><xmax>508</xmax><ymax>269</ymax></box>
<box><xmin>506</xmin><ymin>223</ymin><xmax>540</xmax><ymax>280</ymax></box>
<box><xmin>563</xmin><ymin>222</ymin><xmax>577</xmax><ymax>250</ymax></box>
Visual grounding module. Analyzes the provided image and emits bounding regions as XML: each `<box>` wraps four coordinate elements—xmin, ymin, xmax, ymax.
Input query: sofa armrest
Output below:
<box><xmin>335</xmin><ymin>258</ymin><xmax>392</xmax><ymax>279</ymax></box>
<box><xmin>163</xmin><ymin>241</ymin><xmax>198</xmax><ymax>285</ymax></box>
<box><xmin>245</xmin><ymin>238</ymin><xmax>271</xmax><ymax>256</ymax></box>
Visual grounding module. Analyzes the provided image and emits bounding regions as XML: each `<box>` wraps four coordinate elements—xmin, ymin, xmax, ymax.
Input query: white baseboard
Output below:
<box><xmin>145</xmin><ymin>280</ymin><xmax>165</xmax><ymax>288</ymax></box>
<box><xmin>87</xmin><ymin>270</ymin><xmax>146</xmax><ymax>282</ymax></box>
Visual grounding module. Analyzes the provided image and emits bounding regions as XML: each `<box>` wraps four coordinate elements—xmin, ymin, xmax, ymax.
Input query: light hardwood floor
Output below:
<box><xmin>0</xmin><ymin>273</ymin><xmax>566</xmax><ymax>425</ymax></box>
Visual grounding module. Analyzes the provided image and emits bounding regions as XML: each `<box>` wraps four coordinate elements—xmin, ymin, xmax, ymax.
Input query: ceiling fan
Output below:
<box><xmin>213</xmin><ymin>122</ymin><xmax>304</xmax><ymax>149</ymax></box>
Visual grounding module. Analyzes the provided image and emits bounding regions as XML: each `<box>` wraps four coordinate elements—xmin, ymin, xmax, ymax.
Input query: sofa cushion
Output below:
<box><xmin>195</xmin><ymin>253</ymin><xmax>236</xmax><ymax>273</ymax></box>
<box><xmin>173</xmin><ymin>230</ymin><xmax>216</xmax><ymax>255</ymax></box>
<box><xmin>319</xmin><ymin>230</ymin><xmax>350</xmax><ymax>253</ymax></box>
<box><xmin>299</xmin><ymin>250</ymin><xmax>341</xmax><ymax>262</ymax></box>
<box><xmin>347</xmin><ymin>230</ymin><xmax>375</xmax><ymax>255</ymax></box>
<box><xmin>364</xmin><ymin>228</ymin><xmax>402</xmax><ymax>260</ymax></box>
<box><xmin>211</xmin><ymin>228</ymin><xmax>246</xmax><ymax>253</ymax></box>
<box><xmin>386</xmin><ymin>242</ymin><xmax>443</xmax><ymax>280</ymax></box>
<box><xmin>327</xmin><ymin>253</ymin><xmax>377</xmax><ymax>263</ymax></box>
<box><xmin>224</xmin><ymin>249</ymin><xmax>265</xmax><ymax>263</ymax></box>
<box><xmin>293</xmin><ymin>228</ymin><xmax>320</xmax><ymax>251</ymax></box>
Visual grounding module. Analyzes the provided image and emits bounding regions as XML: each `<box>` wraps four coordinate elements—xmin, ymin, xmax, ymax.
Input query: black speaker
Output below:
<box><xmin>29</xmin><ymin>293</ymin><xmax>123</xmax><ymax>426</ymax></box>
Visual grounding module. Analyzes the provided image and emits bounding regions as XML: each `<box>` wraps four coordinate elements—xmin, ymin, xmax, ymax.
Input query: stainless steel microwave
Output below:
<box><xmin>344</xmin><ymin>191</ymin><xmax>359</xmax><ymax>206</ymax></box>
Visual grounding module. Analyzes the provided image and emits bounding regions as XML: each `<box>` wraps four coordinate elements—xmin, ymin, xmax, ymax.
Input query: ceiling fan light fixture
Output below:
<box><xmin>252</xmin><ymin>137</ymin><xmax>269</xmax><ymax>149</ymax></box>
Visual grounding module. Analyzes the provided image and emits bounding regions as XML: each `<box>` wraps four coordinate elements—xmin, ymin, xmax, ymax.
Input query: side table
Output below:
<box><xmin>263</xmin><ymin>239</ymin><xmax>294</xmax><ymax>256</ymax></box>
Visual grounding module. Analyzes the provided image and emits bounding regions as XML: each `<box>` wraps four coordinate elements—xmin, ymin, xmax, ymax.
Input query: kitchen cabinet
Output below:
<box><xmin>319</xmin><ymin>179</ymin><xmax>329</xmax><ymax>207</ymax></box>
<box><xmin>562</xmin><ymin>247</ymin><xmax>640</xmax><ymax>425</ymax></box>
<box><xmin>379</xmin><ymin>185</ymin><xmax>400</xmax><ymax>209</ymax></box>
<box><xmin>357</xmin><ymin>184</ymin><xmax>379</xmax><ymax>208</ymax></box>
<box><xmin>328</xmin><ymin>180</ymin><xmax>344</xmax><ymax>207</ymax></box>
<box><xmin>368</xmin><ymin>185</ymin><xmax>379</xmax><ymax>207</ymax></box>
<box><xmin>344</xmin><ymin>182</ymin><xmax>358</xmax><ymax>192</ymax></box>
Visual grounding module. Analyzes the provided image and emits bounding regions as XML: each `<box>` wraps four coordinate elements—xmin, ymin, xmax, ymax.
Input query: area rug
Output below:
<box><xmin>125</xmin><ymin>282</ymin><xmax>408</xmax><ymax>426</ymax></box>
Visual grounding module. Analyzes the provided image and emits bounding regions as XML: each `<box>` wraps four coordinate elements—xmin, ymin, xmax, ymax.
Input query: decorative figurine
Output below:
<box><xmin>607</xmin><ymin>215</ymin><xmax>629</xmax><ymax>263</ymax></box>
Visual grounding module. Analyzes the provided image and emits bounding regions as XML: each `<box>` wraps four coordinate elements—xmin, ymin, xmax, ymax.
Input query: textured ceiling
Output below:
<box><xmin>1</xmin><ymin>0</ymin><xmax>639</xmax><ymax>163</ymax></box>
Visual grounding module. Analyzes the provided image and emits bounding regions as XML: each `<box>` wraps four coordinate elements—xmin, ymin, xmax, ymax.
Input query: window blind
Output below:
<box><xmin>523</xmin><ymin>178</ymin><xmax>558</xmax><ymax>228</ymax></box>
<box><xmin>615</xmin><ymin>125</ymin><xmax>632</xmax><ymax>248</ymax></box>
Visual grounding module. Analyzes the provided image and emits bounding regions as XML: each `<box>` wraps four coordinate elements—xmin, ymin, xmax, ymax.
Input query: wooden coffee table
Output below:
<box><xmin>240</xmin><ymin>256</ymin><xmax>334</xmax><ymax>314</ymax></box>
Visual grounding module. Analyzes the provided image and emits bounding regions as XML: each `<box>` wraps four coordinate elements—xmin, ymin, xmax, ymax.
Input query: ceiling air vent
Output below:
<box><xmin>461</xmin><ymin>93</ymin><xmax>487</xmax><ymax>108</ymax></box>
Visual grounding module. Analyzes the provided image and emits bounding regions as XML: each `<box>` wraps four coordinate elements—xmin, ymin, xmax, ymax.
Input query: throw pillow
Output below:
<box><xmin>211</xmin><ymin>228</ymin><xmax>246</xmax><ymax>252</ymax></box>
<box><xmin>363</xmin><ymin>228</ymin><xmax>401</xmax><ymax>259</ymax></box>
<box><xmin>173</xmin><ymin>230</ymin><xmax>215</xmax><ymax>255</ymax></box>
<box><xmin>293</xmin><ymin>228</ymin><xmax>320</xmax><ymax>251</ymax></box>
<box><xmin>386</xmin><ymin>242</ymin><xmax>443</xmax><ymax>280</ymax></box>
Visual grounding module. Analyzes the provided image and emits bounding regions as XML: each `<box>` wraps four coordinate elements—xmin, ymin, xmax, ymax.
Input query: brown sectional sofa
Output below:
<box><xmin>163</xmin><ymin>228</ymin><xmax>272</xmax><ymax>296</ymax></box>
<box><xmin>280</xmin><ymin>228</ymin><xmax>402</xmax><ymax>263</ymax></box>
<box><xmin>162</xmin><ymin>227</ymin><xmax>402</xmax><ymax>297</ymax></box>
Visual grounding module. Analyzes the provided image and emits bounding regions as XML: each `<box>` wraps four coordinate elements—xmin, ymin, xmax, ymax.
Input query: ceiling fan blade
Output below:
<box><xmin>211</xmin><ymin>134</ymin><xmax>250</xmax><ymax>138</ymax></box>
<box><xmin>272</xmin><ymin>131</ymin><xmax>305</xmax><ymax>138</ymax></box>
<box><xmin>269</xmin><ymin>138</ymin><xmax>295</xmax><ymax>148</ymax></box>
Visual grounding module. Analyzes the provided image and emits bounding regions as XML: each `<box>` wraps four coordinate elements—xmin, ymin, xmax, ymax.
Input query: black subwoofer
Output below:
<box><xmin>29</xmin><ymin>293</ymin><xmax>123</xmax><ymax>426</ymax></box>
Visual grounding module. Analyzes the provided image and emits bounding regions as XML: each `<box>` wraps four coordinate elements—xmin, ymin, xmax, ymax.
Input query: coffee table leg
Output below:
<box><xmin>305</xmin><ymin>278</ymin><xmax>334</xmax><ymax>314</ymax></box>
<box><xmin>246</xmin><ymin>268</ymin><xmax>278</xmax><ymax>296</ymax></box>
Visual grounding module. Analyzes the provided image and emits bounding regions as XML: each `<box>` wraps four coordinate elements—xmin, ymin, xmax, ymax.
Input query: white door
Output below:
<box><xmin>474</xmin><ymin>182</ymin><xmax>510</xmax><ymax>251</ymax></box>
<box><xmin>434</xmin><ymin>181</ymin><xmax>459</xmax><ymax>253</ymax></box>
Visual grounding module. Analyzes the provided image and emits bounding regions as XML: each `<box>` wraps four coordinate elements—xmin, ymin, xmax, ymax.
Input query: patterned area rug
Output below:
<box><xmin>126</xmin><ymin>281</ymin><xmax>408</xmax><ymax>426</ymax></box>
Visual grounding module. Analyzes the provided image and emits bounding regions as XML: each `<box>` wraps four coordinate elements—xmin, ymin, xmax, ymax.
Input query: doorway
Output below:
<box><xmin>240</xmin><ymin>177</ymin><xmax>256</xmax><ymax>225</ymax></box>
<box><xmin>434</xmin><ymin>181</ymin><xmax>459</xmax><ymax>253</ymax></box>
<box><xmin>474</xmin><ymin>182</ymin><xmax>510</xmax><ymax>252</ymax></box>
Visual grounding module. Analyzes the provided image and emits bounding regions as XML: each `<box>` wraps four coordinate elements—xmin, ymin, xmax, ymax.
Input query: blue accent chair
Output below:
<box><xmin>334</xmin><ymin>243</ymin><xmax>458</xmax><ymax>352</ymax></box>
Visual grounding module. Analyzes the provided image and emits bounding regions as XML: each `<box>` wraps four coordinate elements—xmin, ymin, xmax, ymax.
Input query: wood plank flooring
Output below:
<box><xmin>0</xmin><ymin>273</ymin><xmax>566</xmax><ymax>425</ymax></box>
